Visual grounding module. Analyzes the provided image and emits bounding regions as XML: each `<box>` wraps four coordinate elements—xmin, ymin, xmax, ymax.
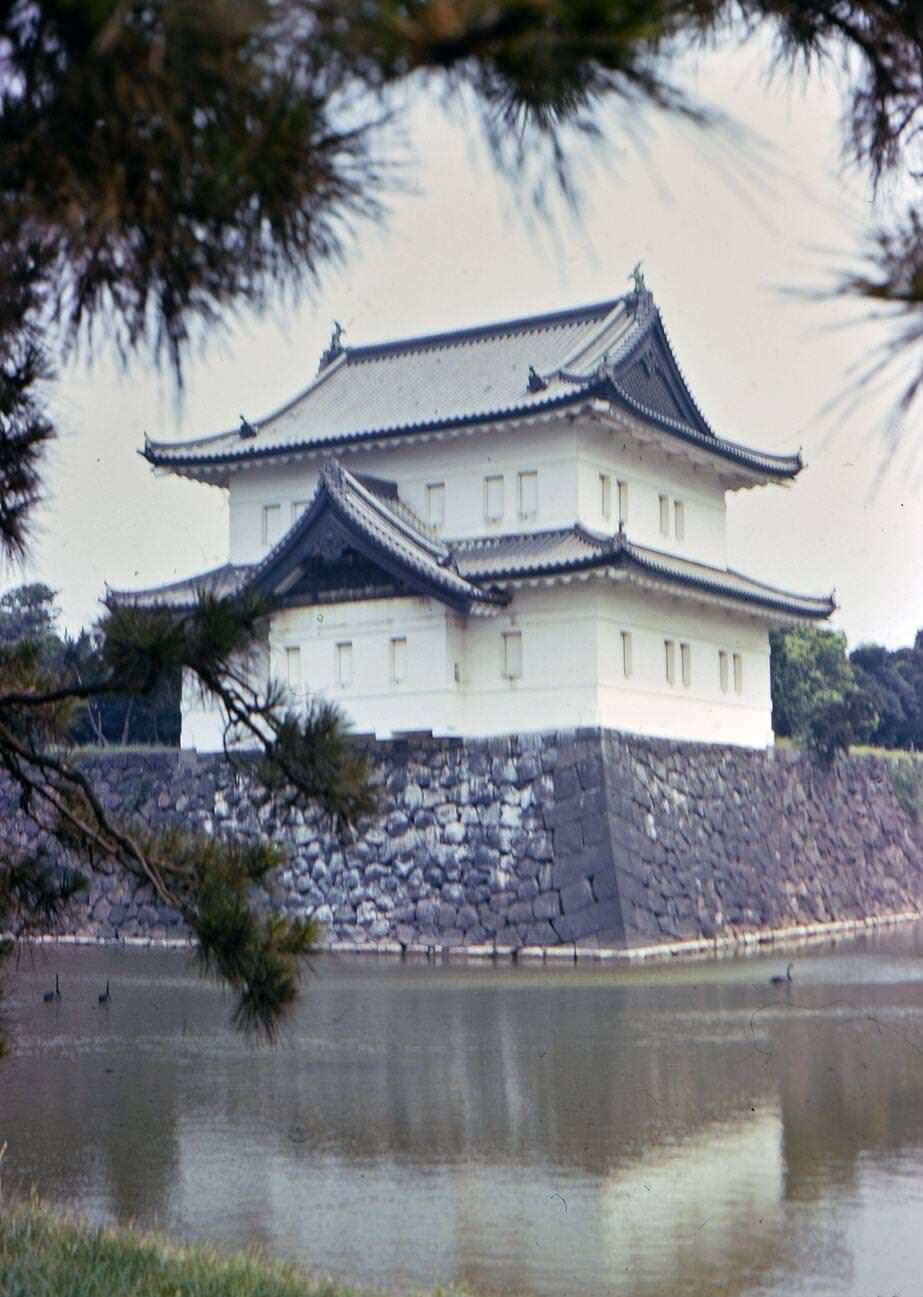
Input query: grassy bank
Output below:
<box><xmin>0</xmin><ymin>1199</ymin><xmax>447</xmax><ymax>1297</ymax></box>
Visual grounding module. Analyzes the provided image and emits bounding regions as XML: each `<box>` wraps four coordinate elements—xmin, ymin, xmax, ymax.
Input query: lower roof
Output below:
<box><xmin>109</xmin><ymin>468</ymin><xmax>835</xmax><ymax>626</ymax></box>
<box><xmin>454</xmin><ymin>528</ymin><xmax>836</xmax><ymax>620</ymax></box>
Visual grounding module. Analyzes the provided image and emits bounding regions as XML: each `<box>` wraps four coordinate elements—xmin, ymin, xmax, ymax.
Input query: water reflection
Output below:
<box><xmin>4</xmin><ymin>933</ymin><xmax>923</xmax><ymax>1296</ymax></box>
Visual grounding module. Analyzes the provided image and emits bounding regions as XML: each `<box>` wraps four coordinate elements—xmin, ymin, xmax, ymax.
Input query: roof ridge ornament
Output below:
<box><xmin>318</xmin><ymin>320</ymin><xmax>346</xmax><ymax>372</ymax></box>
<box><xmin>626</xmin><ymin>261</ymin><xmax>653</xmax><ymax>317</ymax></box>
<box><xmin>239</xmin><ymin>413</ymin><xmax>259</xmax><ymax>439</ymax></box>
<box><xmin>527</xmin><ymin>365</ymin><xmax>548</xmax><ymax>393</ymax></box>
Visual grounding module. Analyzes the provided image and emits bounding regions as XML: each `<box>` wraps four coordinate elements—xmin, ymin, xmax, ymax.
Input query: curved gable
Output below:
<box><xmin>609</xmin><ymin>311</ymin><xmax>714</xmax><ymax>439</ymax></box>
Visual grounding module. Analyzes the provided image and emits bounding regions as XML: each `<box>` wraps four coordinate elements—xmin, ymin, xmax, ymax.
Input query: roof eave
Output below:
<box><xmin>465</xmin><ymin>546</ymin><xmax>833</xmax><ymax>621</ymax></box>
<box><xmin>142</xmin><ymin>385</ymin><xmax>607</xmax><ymax>473</ymax></box>
<box><xmin>600</xmin><ymin>388</ymin><xmax>802</xmax><ymax>483</ymax></box>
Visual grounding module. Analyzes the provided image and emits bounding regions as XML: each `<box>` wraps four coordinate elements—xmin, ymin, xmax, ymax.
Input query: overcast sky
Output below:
<box><xmin>7</xmin><ymin>35</ymin><xmax>922</xmax><ymax>649</ymax></box>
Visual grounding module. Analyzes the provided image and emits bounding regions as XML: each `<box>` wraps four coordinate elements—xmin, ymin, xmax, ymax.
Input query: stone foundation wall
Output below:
<box><xmin>4</xmin><ymin>731</ymin><xmax>923</xmax><ymax>950</ymax></box>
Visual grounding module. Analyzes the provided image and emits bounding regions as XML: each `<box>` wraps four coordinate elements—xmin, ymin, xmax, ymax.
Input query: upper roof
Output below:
<box><xmin>143</xmin><ymin>280</ymin><xmax>803</xmax><ymax>483</ymax></box>
<box><xmin>110</xmin><ymin>460</ymin><xmax>834</xmax><ymax>624</ymax></box>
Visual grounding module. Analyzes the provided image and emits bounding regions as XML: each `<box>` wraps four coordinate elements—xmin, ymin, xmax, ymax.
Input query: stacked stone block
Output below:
<box><xmin>3</xmin><ymin>731</ymin><xmax>922</xmax><ymax>950</ymax></box>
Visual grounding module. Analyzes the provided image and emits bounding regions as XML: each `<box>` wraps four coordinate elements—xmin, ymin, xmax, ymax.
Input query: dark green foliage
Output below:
<box><xmin>771</xmin><ymin>627</ymin><xmax>865</xmax><ymax>736</ymax></box>
<box><xmin>101</xmin><ymin>595</ymin><xmax>375</xmax><ymax>825</ymax></box>
<box><xmin>135</xmin><ymin>825</ymin><xmax>315</xmax><ymax>1038</ymax></box>
<box><xmin>849</xmin><ymin>643</ymin><xmax>916</xmax><ymax>748</ymax></box>
<box><xmin>771</xmin><ymin>625</ymin><xmax>923</xmax><ymax>760</ymax></box>
<box><xmin>0</xmin><ymin>585</ymin><xmax>181</xmax><ymax>746</ymax></box>
<box><xmin>770</xmin><ymin>627</ymin><xmax>877</xmax><ymax>760</ymax></box>
<box><xmin>258</xmin><ymin>701</ymin><xmax>377</xmax><ymax>828</ymax></box>
<box><xmin>1</xmin><ymin>0</ymin><xmax>922</xmax><ymax>463</ymax></box>
<box><xmin>60</xmin><ymin>629</ymin><xmax>182</xmax><ymax>747</ymax></box>
<box><xmin>0</xmin><ymin>241</ymin><xmax>55</xmax><ymax>558</ymax></box>
<box><xmin>2</xmin><ymin>0</ymin><xmax>382</xmax><ymax>381</ymax></box>
<box><xmin>850</xmin><ymin>635</ymin><xmax>923</xmax><ymax>751</ymax></box>
<box><xmin>803</xmin><ymin>689</ymin><xmax>878</xmax><ymax>766</ymax></box>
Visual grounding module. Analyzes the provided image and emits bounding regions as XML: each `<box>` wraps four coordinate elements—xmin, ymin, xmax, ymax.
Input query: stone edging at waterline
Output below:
<box><xmin>29</xmin><ymin>906</ymin><xmax>923</xmax><ymax>964</ymax></box>
<box><xmin>4</xmin><ymin>730</ymin><xmax>923</xmax><ymax>953</ymax></box>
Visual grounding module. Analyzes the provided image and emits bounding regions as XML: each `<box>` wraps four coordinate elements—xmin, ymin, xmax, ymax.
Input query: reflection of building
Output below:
<box><xmin>122</xmin><ymin>276</ymin><xmax>833</xmax><ymax>749</ymax></box>
<box><xmin>599</xmin><ymin>1112</ymin><xmax>784</xmax><ymax>1297</ymax></box>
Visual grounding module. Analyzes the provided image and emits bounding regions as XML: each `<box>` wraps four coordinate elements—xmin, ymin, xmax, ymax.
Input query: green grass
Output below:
<box><xmin>0</xmin><ymin>1198</ymin><xmax>462</xmax><ymax>1297</ymax></box>
<box><xmin>775</xmin><ymin>736</ymin><xmax>923</xmax><ymax>761</ymax></box>
<box><xmin>849</xmin><ymin>744</ymin><xmax>923</xmax><ymax>761</ymax></box>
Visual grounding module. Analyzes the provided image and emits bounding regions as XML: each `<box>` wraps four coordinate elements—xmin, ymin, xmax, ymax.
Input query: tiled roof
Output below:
<box><xmin>250</xmin><ymin>462</ymin><xmax>505</xmax><ymax>613</ymax></box>
<box><xmin>456</xmin><ymin>528</ymin><xmax>835</xmax><ymax>619</ymax></box>
<box><xmin>106</xmin><ymin>563</ymin><xmax>254</xmax><ymax>611</ymax></box>
<box><xmin>143</xmin><ymin>286</ymin><xmax>802</xmax><ymax>481</ymax></box>
<box><xmin>111</xmin><ymin>500</ymin><xmax>833</xmax><ymax>624</ymax></box>
<box><xmin>145</xmin><ymin>298</ymin><xmax>620</xmax><ymax>466</ymax></box>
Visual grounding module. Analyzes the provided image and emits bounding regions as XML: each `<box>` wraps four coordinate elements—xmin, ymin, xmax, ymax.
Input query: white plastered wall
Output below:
<box><xmin>457</xmin><ymin>581</ymin><xmax>772</xmax><ymax>746</ymax></box>
<box><xmin>226</xmin><ymin>423</ymin><xmax>583</xmax><ymax>564</ymax></box>
<box><xmin>576</xmin><ymin>421</ymin><xmax>729</xmax><ymax>565</ymax></box>
<box><xmin>177</xmin><ymin>580</ymin><xmax>774</xmax><ymax>750</ymax></box>
<box><xmin>594</xmin><ymin>582</ymin><xmax>773</xmax><ymax>747</ymax></box>
<box><xmin>225</xmin><ymin>415</ymin><xmax>735</xmax><ymax>569</ymax></box>
<box><xmin>268</xmin><ymin>596</ymin><xmax>463</xmax><ymax>737</ymax></box>
<box><xmin>228</xmin><ymin>461</ymin><xmax>321</xmax><ymax>564</ymax></box>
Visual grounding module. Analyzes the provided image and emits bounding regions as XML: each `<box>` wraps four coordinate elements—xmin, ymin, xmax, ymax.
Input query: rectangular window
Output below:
<box><xmin>719</xmin><ymin>650</ymin><xmax>729</xmax><ymax>693</ymax></box>
<box><xmin>518</xmin><ymin>471</ymin><xmax>538</xmax><ymax>521</ymax></box>
<box><xmin>291</xmin><ymin>500</ymin><xmax>309</xmax><ymax>525</ymax></box>
<box><xmin>484</xmin><ymin>475</ymin><xmax>504</xmax><ymax>524</ymax></box>
<box><xmin>426</xmin><ymin>482</ymin><xmax>445</xmax><ymax>530</ymax></box>
<box><xmin>262</xmin><ymin>503</ymin><xmax>282</xmax><ymax>548</ymax></box>
<box><xmin>659</xmin><ymin>494</ymin><xmax>670</xmax><ymax>537</ymax></box>
<box><xmin>285</xmin><ymin>646</ymin><xmax>301</xmax><ymax>694</ymax></box>
<box><xmin>617</xmin><ymin>480</ymin><xmax>629</xmax><ymax>526</ymax></box>
<box><xmin>681</xmin><ymin>642</ymin><xmax>692</xmax><ymax>687</ymax></box>
<box><xmin>600</xmin><ymin>473</ymin><xmax>612</xmax><ymax>521</ymax></box>
<box><xmin>502</xmin><ymin>631</ymin><xmax>523</xmax><ymax>680</ymax></box>
<box><xmin>733</xmin><ymin>652</ymin><xmax>743</xmax><ymax>695</ymax></box>
<box><xmin>335</xmin><ymin>641</ymin><xmax>352</xmax><ymax>687</ymax></box>
<box><xmin>674</xmin><ymin>499</ymin><xmax>685</xmax><ymax>541</ymax></box>
<box><xmin>620</xmin><ymin>630</ymin><xmax>633</xmax><ymax>679</ymax></box>
<box><xmin>390</xmin><ymin>636</ymin><xmax>407</xmax><ymax>684</ymax></box>
<box><xmin>664</xmin><ymin>638</ymin><xmax>676</xmax><ymax>685</ymax></box>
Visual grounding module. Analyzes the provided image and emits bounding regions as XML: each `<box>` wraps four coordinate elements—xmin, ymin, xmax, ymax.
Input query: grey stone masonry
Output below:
<box><xmin>3</xmin><ymin>730</ymin><xmax>923</xmax><ymax>949</ymax></box>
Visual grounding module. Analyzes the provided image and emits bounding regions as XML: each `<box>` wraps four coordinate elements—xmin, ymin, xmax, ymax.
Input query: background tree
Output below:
<box><xmin>0</xmin><ymin>583</ymin><xmax>60</xmax><ymax>650</ymax></box>
<box><xmin>0</xmin><ymin>583</ymin><xmax>181</xmax><ymax>744</ymax></box>
<box><xmin>849</xmin><ymin>632</ymin><xmax>923</xmax><ymax>750</ymax></box>
<box><xmin>3</xmin><ymin>0</ymin><xmax>923</xmax><ymax>1031</ymax></box>
<box><xmin>770</xmin><ymin>627</ymin><xmax>878</xmax><ymax>759</ymax></box>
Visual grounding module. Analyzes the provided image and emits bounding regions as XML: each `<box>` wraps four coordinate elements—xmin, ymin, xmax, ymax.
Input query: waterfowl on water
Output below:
<box><xmin>43</xmin><ymin>973</ymin><xmax>61</xmax><ymax>1002</ymax></box>
<box><xmin>98</xmin><ymin>979</ymin><xmax>111</xmax><ymax>1004</ymax></box>
<box><xmin>770</xmin><ymin>963</ymin><xmax>794</xmax><ymax>986</ymax></box>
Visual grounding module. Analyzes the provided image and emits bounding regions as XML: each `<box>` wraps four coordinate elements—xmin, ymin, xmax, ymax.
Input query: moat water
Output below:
<box><xmin>5</xmin><ymin>931</ymin><xmax>923</xmax><ymax>1296</ymax></box>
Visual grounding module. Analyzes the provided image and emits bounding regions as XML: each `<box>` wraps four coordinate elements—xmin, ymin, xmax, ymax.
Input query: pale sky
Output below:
<box><xmin>8</xmin><ymin>36</ymin><xmax>923</xmax><ymax>650</ymax></box>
